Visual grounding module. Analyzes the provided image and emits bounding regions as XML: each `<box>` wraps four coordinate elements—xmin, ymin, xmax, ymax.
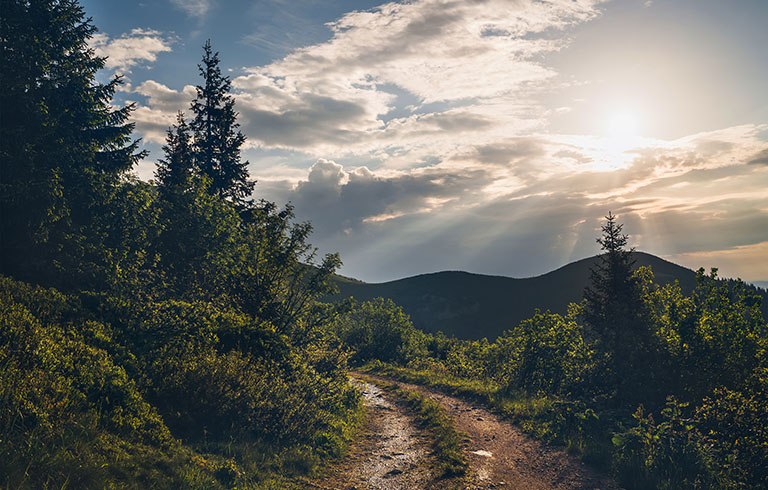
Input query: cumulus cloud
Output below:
<box><xmin>91</xmin><ymin>28</ymin><xmax>173</xmax><ymax>73</ymax></box>
<box><xmin>281</xmin><ymin>158</ymin><xmax>493</xmax><ymax>239</ymax></box>
<box><xmin>256</xmin><ymin>124</ymin><xmax>768</xmax><ymax>281</ymax></box>
<box><xmin>123</xmin><ymin>0</ymin><xmax>767</xmax><ymax>282</ymax></box>
<box><xmin>128</xmin><ymin>80</ymin><xmax>197</xmax><ymax>144</ymax></box>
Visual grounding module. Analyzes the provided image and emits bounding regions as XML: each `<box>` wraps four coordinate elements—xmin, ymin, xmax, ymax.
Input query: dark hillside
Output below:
<box><xmin>331</xmin><ymin>252</ymin><xmax>765</xmax><ymax>339</ymax></box>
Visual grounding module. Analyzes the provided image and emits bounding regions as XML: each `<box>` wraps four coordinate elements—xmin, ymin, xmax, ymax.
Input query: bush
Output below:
<box><xmin>334</xmin><ymin>298</ymin><xmax>428</xmax><ymax>365</ymax></box>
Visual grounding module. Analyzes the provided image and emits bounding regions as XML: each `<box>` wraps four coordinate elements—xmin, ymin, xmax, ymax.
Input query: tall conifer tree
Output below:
<box><xmin>156</xmin><ymin>112</ymin><xmax>195</xmax><ymax>199</ymax></box>
<box><xmin>190</xmin><ymin>40</ymin><xmax>254</xmax><ymax>205</ymax></box>
<box><xmin>582</xmin><ymin>212</ymin><xmax>655</xmax><ymax>402</ymax></box>
<box><xmin>583</xmin><ymin>212</ymin><xmax>638</xmax><ymax>328</ymax></box>
<box><xmin>0</xmin><ymin>0</ymin><xmax>144</xmax><ymax>288</ymax></box>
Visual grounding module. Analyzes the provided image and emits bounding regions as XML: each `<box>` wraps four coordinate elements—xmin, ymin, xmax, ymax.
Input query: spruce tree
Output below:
<box><xmin>190</xmin><ymin>40</ymin><xmax>254</xmax><ymax>205</ymax></box>
<box><xmin>583</xmin><ymin>212</ymin><xmax>638</xmax><ymax>328</ymax></box>
<box><xmin>156</xmin><ymin>112</ymin><xmax>195</xmax><ymax>199</ymax></box>
<box><xmin>582</xmin><ymin>213</ymin><xmax>654</xmax><ymax>402</ymax></box>
<box><xmin>0</xmin><ymin>0</ymin><xmax>144</xmax><ymax>288</ymax></box>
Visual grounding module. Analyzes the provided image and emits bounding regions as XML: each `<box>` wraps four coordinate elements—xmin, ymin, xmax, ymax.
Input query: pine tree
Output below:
<box><xmin>583</xmin><ymin>212</ymin><xmax>637</xmax><ymax>328</ymax></box>
<box><xmin>0</xmin><ymin>0</ymin><xmax>144</xmax><ymax>288</ymax></box>
<box><xmin>582</xmin><ymin>213</ymin><xmax>655</xmax><ymax>402</ymax></box>
<box><xmin>154</xmin><ymin>110</ymin><xmax>244</xmax><ymax>299</ymax></box>
<box><xmin>190</xmin><ymin>40</ymin><xmax>254</xmax><ymax>205</ymax></box>
<box><xmin>156</xmin><ymin>112</ymin><xmax>195</xmax><ymax>199</ymax></box>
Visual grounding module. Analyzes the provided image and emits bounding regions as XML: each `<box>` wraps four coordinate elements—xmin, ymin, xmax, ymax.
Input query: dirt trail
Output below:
<box><xmin>309</xmin><ymin>375</ymin><xmax>618</xmax><ymax>490</ymax></box>
<box><xmin>308</xmin><ymin>378</ymin><xmax>444</xmax><ymax>490</ymax></box>
<box><xmin>362</xmin><ymin>373</ymin><xmax>619</xmax><ymax>490</ymax></box>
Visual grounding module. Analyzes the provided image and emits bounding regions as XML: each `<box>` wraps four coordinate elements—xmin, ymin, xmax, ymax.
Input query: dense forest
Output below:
<box><xmin>1</xmin><ymin>1</ymin><xmax>766</xmax><ymax>489</ymax></box>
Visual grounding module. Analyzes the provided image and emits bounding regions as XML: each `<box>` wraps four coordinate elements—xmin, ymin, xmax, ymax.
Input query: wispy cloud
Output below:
<box><xmin>170</xmin><ymin>0</ymin><xmax>213</xmax><ymax>18</ymax></box>
<box><xmin>232</xmin><ymin>0</ymin><xmax>602</xmax><ymax>158</ymax></box>
<box><xmin>254</xmin><ymin>124</ymin><xmax>768</xmax><ymax>281</ymax></box>
<box><xmin>747</xmin><ymin>148</ymin><xmax>768</xmax><ymax>165</ymax></box>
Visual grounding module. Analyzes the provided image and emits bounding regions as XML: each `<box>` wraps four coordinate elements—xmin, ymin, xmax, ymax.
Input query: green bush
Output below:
<box><xmin>334</xmin><ymin>298</ymin><xmax>428</xmax><ymax>365</ymax></box>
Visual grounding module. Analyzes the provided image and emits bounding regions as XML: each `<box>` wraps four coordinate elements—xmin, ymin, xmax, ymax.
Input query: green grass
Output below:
<box><xmin>357</xmin><ymin>374</ymin><xmax>468</xmax><ymax>477</ymax></box>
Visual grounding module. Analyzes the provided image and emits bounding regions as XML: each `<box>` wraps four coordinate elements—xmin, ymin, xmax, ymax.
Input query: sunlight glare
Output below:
<box><xmin>605</xmin><ymin>110</ymin><xmax>640</xmax><ymax>139</ymax></box>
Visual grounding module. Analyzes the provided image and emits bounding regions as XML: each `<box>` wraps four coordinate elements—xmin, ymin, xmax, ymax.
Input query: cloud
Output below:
<box><xmin>280</xmin><ymin>158</ymin><xmax>493</xmax><ymax>239</ymax></box>
<box><xmin>128</xmin><ymin>81</ymin><xmax>197</xmax><ymax>143</ymax></box>
<box><xmin>91</xmin><ymin>28</ymin><xmax>173</xmax><ymax>73</ymax></box>
<box><xmin>747</xmin><ymin>148</ymin><xmax>768</xmax><ymax>165</ymax></box>
<box><xmin>231</xmin><ymin>0</ymin><xmax>602</xmax><ymax>157</ymax></box>
<box><xmin>123</xmin><ymin>0</ymin><xmax>767</xmax><ymax>282</ymax></box>
<box><xmin>170</xmin><ymin>0</ymin><xmax>213</xmax><ymax>18</ymax></box>
<box><xmin>666</xmin><ymin>241</ymin><xmax>768</xmax><ymax>282</ymax></box>
<box><xmin>252</xmin><ymin>124</ymin><xmax>768</xmax><ymax>282</ymax></box>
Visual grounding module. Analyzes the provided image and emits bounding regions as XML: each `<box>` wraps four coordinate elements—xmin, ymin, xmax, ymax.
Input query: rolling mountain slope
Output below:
<box><xmin>330</xmin><ymin>252</ymin><xmax>765</xmax><ymax>340</ymax></box>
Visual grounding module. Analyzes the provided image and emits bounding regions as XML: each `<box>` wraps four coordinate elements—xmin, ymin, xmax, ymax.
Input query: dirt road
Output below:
<box><xmin>308</xmin><ymin>375</ymin><xmax>619</xmax><ymax>490</ymax></box>
<box><xmin>309</xmin><ymin>378</ymin><xmax>445</xmax><ymax>489</ymax></box>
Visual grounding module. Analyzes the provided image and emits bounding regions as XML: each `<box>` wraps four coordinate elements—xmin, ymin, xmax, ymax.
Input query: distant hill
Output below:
<box><xmin>330</xmin><ymin>252</ymin><xmax>767</xmax><ymax>340</ymax></box>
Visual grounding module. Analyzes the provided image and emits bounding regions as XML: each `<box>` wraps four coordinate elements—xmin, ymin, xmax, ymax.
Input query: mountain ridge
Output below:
<box><xmin>330</xmin><ymin>252</ymin><xmax>767</xmax><ymax>340</ymax></box>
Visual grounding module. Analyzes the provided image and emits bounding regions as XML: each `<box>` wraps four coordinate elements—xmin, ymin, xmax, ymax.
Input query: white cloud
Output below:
<box><xmin>232</xmin><ymin>0</ymin><xmax>602</xmax><ymax>159</ymax></box>
<box><xmin>256</xmin><ymin>124</ymin><xmax>768</xmax><ymax>281</ymax></box>
<box><xmin>123</xmin><ymin>0</ymin><xmax>768</xmax><ymax>281</ymax></box>
<box><xmin>127</xmin><ymin>80</ymin><xmax>197</xmax><ymax>144</ymax></box>
<box><xmin>91</xmin><ymin>28</ymin><xmax>173</xmax><ymax>74</ymax></box>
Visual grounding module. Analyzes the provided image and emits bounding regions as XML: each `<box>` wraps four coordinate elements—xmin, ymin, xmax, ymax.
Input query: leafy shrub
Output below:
<box><xmin>495</xmin><ymin>309</ymin><xmax>591</xmax><ymax>395</ymax></box>
<box><xmin>612</xmin><ymin>398</ymin><xmax>713</xmax><ymax>490</ymax></box>
<box><xmin>695</xmin><ymin>380</ymin><xmax>768</xmax><ymax>489</ymax></box>
<box><xmin>334</xmin><ymin>298</ymin><xmax>428</xmax><ymax>365</ymax></box>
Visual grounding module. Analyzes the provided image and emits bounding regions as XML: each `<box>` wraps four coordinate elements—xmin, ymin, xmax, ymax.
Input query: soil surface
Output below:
<box><xmin>308</xmin><ymin>375</ymin><xmax>620</xmax><ymax>490</ymax></box>
<box><xmin>308</xmin><ymin>378</ymin><xmax>446</xmax><ymax>490</ymax></box>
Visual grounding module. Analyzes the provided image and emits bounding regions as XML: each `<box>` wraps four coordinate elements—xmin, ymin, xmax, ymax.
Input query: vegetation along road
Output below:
<box><xmin>309</xmin><ymin>375</ymin><xmax>619</xmax><ymax>490</ymax></box>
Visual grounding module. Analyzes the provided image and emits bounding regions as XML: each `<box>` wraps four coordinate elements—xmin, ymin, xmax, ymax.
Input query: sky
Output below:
<box><xmin>83</xmin><ymin>0</ymin><xmax>768</xmax><ymax>283</ymax></box>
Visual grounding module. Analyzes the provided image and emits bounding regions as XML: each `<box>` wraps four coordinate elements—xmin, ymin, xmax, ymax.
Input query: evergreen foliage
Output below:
<box><xmin>582</xmin><ymin>213</ymin><xmax>658</xmax><ymax>403</ymax></box>
<box><xmin>0</xmin><ymin>0</ymin><xmax>144</xmax><ymax>290</ymax></box>
<box><xmin>341</xmin><ymin>216</ymin><xmax>767</xmax><ymax>489</ymax></box>
<box><xmin>0</xmin><ymin>3</ymin><xmax>359</xmax><ymax>488</ymax></box>
<box><xmin>2</xmin><ymin>1</ymin><xmax>765</xmax><ymax>488</ymax></box>
<box><xmin>190</xmin><ymin>40</ymin><xmax>254</xmax><ymax>205</ymax></box>
<box><xmin>156</xmin><ymin>112</ymin><xmax>195</xmax><ymax>199</ymax></box>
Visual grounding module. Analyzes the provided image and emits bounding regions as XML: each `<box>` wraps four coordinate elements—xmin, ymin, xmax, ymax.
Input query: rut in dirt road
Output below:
<box><xmin>362</xmin><ymin>374</ymin><xmax>620</xmax><ymax>490</ymax></box>
<box><xmin>308</xmin><ymin>379</ymin><xmax>444</xmax><ymax>490</ymax></box>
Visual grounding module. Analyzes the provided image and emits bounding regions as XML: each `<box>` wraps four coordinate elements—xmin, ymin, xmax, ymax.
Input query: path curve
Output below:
<box><xmin>361</xmin><ymin>373</ymin><xmax>620</xmax><ymax>490</ymax></box>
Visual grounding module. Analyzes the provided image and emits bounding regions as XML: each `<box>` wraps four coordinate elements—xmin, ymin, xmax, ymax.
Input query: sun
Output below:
<box><xmin>587</xmin><ymin>107</ymin><xmax>646</xmax><ymax>169</ymax></box>
<box><xmin>604</xmin><ymin>110</ymin><xmax>640</xmax><ymax>139</ymax></box>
